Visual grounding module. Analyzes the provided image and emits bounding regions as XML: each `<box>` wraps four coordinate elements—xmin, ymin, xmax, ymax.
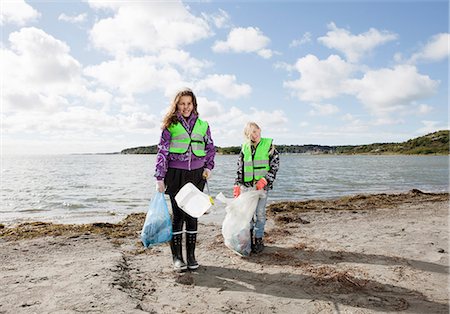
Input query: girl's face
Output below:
<box><xmin>177</xmin><ymin>95</ymin><xmax>194</xmax><ymax>118</ymax></box>
<box><xmin>250</xmin><ymin>128</ymin><xmax>261</xmax><ymax>144</ymax></box>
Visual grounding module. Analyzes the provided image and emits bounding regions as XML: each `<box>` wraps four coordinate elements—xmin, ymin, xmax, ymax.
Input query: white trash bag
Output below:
<box><xmin>218</xmin><ymin>190</ymin><xmax>265</xmax><ymax>257</ymax></box>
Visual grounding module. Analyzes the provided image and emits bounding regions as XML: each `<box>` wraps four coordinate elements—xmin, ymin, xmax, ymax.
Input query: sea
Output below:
<box><xmin>1</xmin><ymin>154</ymin><xmax>448</xmax><ymax>226</ymax></box>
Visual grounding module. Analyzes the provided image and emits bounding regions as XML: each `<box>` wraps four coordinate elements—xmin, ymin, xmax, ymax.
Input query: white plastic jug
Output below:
<box><xmin>175</xmin><ymin>182</ymin><xmax>212</xmax><ymax>218</ymax></box>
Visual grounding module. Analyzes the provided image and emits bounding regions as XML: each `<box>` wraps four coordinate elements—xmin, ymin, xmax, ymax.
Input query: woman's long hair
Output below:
<box><xmin>161</xmin><ymin>88</ymin><xmax>198</xmax><ymax>129</ymax></box>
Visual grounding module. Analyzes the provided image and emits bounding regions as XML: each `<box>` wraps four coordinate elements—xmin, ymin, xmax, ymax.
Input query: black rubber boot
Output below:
<box><xmin>186</xmin><ymin>232</ymin><xmax>199</xmax><ymax>270</ymax></box>
<box><xmin>170</xmin><ymin>233</ymin><xmax>187</xmax><ymax>272</ymax></box>
<box><xmin>254</xmin><ymin>237</ymin><xmax>264</xmax><ymax>254</ymax></box>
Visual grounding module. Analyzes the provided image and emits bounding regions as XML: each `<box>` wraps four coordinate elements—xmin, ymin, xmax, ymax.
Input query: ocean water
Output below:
<box><xmin>1</xmin><ymin>154</ymin><xmax>448</xmax><ymax>225</ymax></box>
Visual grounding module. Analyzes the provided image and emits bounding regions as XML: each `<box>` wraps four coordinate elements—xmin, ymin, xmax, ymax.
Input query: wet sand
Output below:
<box><xmin>0</xmin><ymin>190</ymin><xmax>448</xmax><ymax>313</ymax></box>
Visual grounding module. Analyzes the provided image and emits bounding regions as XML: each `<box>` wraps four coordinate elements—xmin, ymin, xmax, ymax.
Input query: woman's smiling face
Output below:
<box><xmin>177</xmin><ymin>95</ymin><xmax>194</xmax><ymax>118</ymax></box>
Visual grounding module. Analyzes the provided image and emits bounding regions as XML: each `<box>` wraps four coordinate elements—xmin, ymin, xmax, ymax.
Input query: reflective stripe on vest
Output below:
<box><xmin>168</xmin><ymin>119</ymin><xmax>208</xmax><ymax>157</ymax></box>
<box><xmin>243</xmin><ymin>138</ymin><xmax>272</xmax><ymax>182</ymax></box>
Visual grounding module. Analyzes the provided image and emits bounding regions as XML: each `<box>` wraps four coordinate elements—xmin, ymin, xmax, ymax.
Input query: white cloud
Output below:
<box><xmin>318</xmin><ymin>22</ymin><xmax>398</xmax><ymax>63</ymax></box>
<box><xmin>84</xmin><ymin>56</ymin><xmax>182</xmax><ymax>95</ymax></box>
<box><xmin>212</xmin><ymin>27</ymin><xmax>273</xmax><ymax>58</ymax></box>
<box><xmin>84</xmin><ymin>52</ymin><xmax>211</xmax><ymax>97</ymax></box>
<box><xmin>417</xmin><ymin>104</ymin><xmax>432</xmax><ymax>114</ymax></box>
<box><xmin>193</xmin><ymin>99</ymin><xmax>288</xmax><ymax>146</ymax></box>
<box><xmin>284</xmin><ymin>54</ymin><xmax>355</xmax><ymax>102</ymax></box>
<box><xmin>371</xmin><ymin>117</ymin><xmax>405</xmax><ymax>126</ymax></box>
<box><xmin>196</xmin><ymin>97</ymin><xmax>224</xmax><ymax>121</ymax></box>
<box><xmin>1</xmin><ymin>0</ymin><xmax>40</xmax><ymax>26</ymax></box>
<box><xmin>5</xmin><ymin>93</ymin><xmax>71</xmax><ymax>113</ymax></box>
<box><xmin>338</xmin><ymin>117</ymin><xmax>369</xmax><ymax>133</ymax></box>
<box><xmin>3</xmin><ymin>138</ymin><xmax>127</xmax><ymax>155</ymax></box>
<box><xmin>86</xmin><ymin>1</ymin><xmax>121</xmax><ymax>11</ymax></box>
<box><xmin>118</xmin><ymin>112</ymin><xmax>159</xmax><ymax>131</ymax></box>
<box><xmin>195</xmin><ymin>74</ymin><xmax>251</xmax><ymax>99</ymax></box>
<box><xmin>202</xmin><ymin>8</ymin><xmax>230</xmax><ymax>29</ymax></box>
<box><xmin>0</xmin><ymin>26</ymin><xmax>161</xmax><ymax>147</ymax></box>
<box><xmin>393</xmin><ymin>52</ymin><xmax>403</xmax><ymax>63</ymax></box>
<box><xmin>274</xmin><ymin>61</ymin><xmax>295</xmax><ymax>72</ymax></box>
<box><xmin>257</xmin><ymin>49</ymin><xmax>273</xmax><ymax>59</ymax></box>
<box><xmin>3</xmin><ymin>106</ymin><xmax>159</xmax><ymax>136</ymax></box>
<box><xmin>347</xmin><ymin>65</ymin><xmax>439</xmax><ymax>116</ymax></box>
<box><xmin>342</xmin><ymin>113</ymin><xmax>355</xmax><ymax>122</ymax></box>
<box><xmin>1</xmin><ymin>27</ymin><xmax>83</xmax><ymax>112</ymax></box>
<box><xmin>284</xmin><ymin>52</ymin><xmax>440</xmax><ymax>120</ymax></box>
<box><xmin>417</xmin><ymin>120</ymin><xmax>447</xmax><ymax>135</ymax></box>
<box><xmin>214</xmin><ymin>106</ymin><xmax>288</xmax><ymax>132</ymax></box>
<box><xmin>157</xmin><ymin>48</ymin><xmax>212</xmax><ymax>76</ymax></box>
<box><xmin>349</xmin><ymin>65</ymin><xmax>439</xmax><ymax>115</ymax></box>
<box><xmin>290</xmin><ymin>32</ymin><xmax>312</xmax><ymax>47</ymax></box>
<box><xmin>309</xmin><ymin>103</ymin><xmax>340</xmax><ymax>116</ymax></box>
<box><xmin>88</xmin><ymin>1</ymin><xmax>211</xmax><ymax>56</ymax></box>
<box><xmin>409</xmin><ymin>33</ymin><xmax>450</xmax><ymax>64</ymax></box>
<box><xmin>58</xmin><ymin>13</ymin><xmax>87</xmax><ymax>24</ymax></box>
<box><xmin>336</xmin><ymin>114</ymin><xmax>371</xmax><ymax>133</ymax></box>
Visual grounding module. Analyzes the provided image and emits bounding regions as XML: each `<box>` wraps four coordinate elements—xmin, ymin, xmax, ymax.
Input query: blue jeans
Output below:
<box><xmin>252</xmin><ymin>191</ymin><xmax>268</xmax><ymax>239</ymax></box>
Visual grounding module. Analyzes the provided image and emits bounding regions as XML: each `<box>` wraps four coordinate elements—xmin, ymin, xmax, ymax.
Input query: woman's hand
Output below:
<box><xmin>202</xmin><ymin>168</ymin><xmax>212</xmax><ymax>180</ymax></box>
<box><xmin>156</xmin><ymin>180</ymin><xmax>165</xmax><ymax>193</ymax></box>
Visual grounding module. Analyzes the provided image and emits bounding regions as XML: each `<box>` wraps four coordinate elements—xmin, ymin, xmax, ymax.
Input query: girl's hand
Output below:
<box><xmin>156</xmin><ymin>180</ymin><xmax>165</xmax><ymax>193</ymax></box>
<box><xmin>233</xmin><ymin>185</ymin><xmax>240</xmax><ymax>198</ymax></box>
<box><xmin>255</xmin><ymin>178</ymin><xmax>268</xmax><ymax>190</ymax></box>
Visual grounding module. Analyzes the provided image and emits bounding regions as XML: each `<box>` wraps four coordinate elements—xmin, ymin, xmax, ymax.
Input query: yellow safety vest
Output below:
<box><xmin>168</xmin><ymin>119</ymin><xmax>208</xmax><ymax>157</ymax></box>
<box><xmin>243</xmin><ymin>138</ymin><xmax>272</xmax><ymax>182</ymax></box>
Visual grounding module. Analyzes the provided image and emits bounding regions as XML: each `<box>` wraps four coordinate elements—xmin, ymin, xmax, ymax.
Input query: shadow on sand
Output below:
<box><xmin>190</xmin><ymin>244</ymin><xmax>448</xmax><ymax>313</ymax></box>
<box><xmin>251</xmin><ymin>244</ymin><xmax>449</xmax><ymax>274</ymax></box>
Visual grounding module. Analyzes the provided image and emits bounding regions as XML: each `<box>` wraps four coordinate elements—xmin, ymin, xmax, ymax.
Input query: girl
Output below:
<box><xmin>155</xmin><ymin>88</ymin><xmax>215</xmax><ymax>272</ymax></box>
<box><xmin>233</xmin><ymin>122</ymin><xmax>280</xmax><ymax>254</ymax></box>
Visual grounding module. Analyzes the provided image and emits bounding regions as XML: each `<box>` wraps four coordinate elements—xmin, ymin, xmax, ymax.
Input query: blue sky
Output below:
<box><xmin>1</xmin><ymin>0</ymin><xmax>448</xmax><ymax>155</ymax></box>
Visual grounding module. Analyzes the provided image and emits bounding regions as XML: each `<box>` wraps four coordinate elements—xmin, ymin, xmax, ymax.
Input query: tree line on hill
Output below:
<box><xmin>120</xmin><ymin>130</ymin><xmax>449</xmax><ymax>155</ymax></box>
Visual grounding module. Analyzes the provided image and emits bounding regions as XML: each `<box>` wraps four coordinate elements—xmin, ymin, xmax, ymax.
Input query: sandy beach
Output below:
<box><xmin>0</xmin><ymin>189</ymin><xmax>448</xmax><ymax>314</ymax></box>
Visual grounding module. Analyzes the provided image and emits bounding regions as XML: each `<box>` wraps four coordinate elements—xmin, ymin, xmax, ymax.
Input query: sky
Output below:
<box><xmin>1</xmin><ymin>0</ymin><xmax>449</xmax><ymax>155</ymax></box>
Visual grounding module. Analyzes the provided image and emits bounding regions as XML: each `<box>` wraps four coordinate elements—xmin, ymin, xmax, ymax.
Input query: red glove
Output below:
<box><xmin>233</xmin><ymin>185</ymin><xmax>240</xmax><ymax>198</ymax></box>
<box><xmin>255</xmin><ymin>178</ymin><xmax>268</xmax><ymax>190</ymax></box>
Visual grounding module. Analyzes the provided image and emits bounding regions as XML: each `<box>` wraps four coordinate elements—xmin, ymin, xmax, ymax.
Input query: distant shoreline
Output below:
<box><xmin>118</xmin><ymin>152</ymin><xmax>449</xmax><ymax>156</ymax></box>
<box><xmin>120</xmin><ymin>130</ymin><xmax>449</xmax><ymax>156</ymax></box>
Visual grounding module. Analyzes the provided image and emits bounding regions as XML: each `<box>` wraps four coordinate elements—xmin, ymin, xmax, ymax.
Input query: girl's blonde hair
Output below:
<box><xmin>243</xmin><ymin>122</ymin><xmax>261</xmax><ymax>142</ymax></box>
<box><xmin>161</xmin><ymin>88</ymin><xmax>198</xmax><ymax>129</ymax></box>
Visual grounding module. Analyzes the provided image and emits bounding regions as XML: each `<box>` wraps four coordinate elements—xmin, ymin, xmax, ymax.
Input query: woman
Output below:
<box><xmin>154</xmin><ymin>88</ymin><xmax>215</xmax><ymax>272</ymax></box>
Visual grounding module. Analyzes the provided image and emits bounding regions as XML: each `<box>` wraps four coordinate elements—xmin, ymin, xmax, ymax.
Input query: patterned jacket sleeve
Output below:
<box><xmin>204</xmin><ymin>126</ymin><xmax>215</xmax><ymax>170</ymax></box>
<box><xmin>154</xmin><ymin>129</ymin><xmax>171</xmax><ymax>181</ymax></box>
<box><xmin>234</xmin><ymin>151</ymin><xmax>244</xmax><ymax>186</ymax></box>
<box><xmin>265</xmin><ymin>145</ymin><xmax>280</xmax><ymax>190</ymax></box>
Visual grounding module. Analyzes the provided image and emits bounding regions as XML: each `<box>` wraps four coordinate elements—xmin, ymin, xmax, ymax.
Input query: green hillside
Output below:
<box><xmin>121</xmin><ymin>130</ymin><xmax>449</xmax><ymax>155</ymax></box>
<box><xmin>121</xmin><ymin>145</ymin><xmax>158</xmax><ymax>154</ymax></box>
<box><xmin>335</xmin><ymin>130</ymin><xmax>448</xmax><ymax>155</ymax></box>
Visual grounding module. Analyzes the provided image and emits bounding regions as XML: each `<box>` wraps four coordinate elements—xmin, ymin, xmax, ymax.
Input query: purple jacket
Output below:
<box><xmin>154</xmin><ymin>112</ymin><xmax>215</xmax><ymax>180</ymax></box>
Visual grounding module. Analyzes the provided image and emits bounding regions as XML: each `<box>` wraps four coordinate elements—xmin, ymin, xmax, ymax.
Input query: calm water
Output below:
<box><xmin>1</xmin><ymin>154</ymin><xmax>448</xmax><ymax>225</ymax></box>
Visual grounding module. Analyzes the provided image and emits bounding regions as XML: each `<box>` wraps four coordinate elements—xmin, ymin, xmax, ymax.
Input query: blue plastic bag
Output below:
<box><xmin>141</xmin><ymin>192</ymin><xmax>172</xmax><ymax>248</ymax></box>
